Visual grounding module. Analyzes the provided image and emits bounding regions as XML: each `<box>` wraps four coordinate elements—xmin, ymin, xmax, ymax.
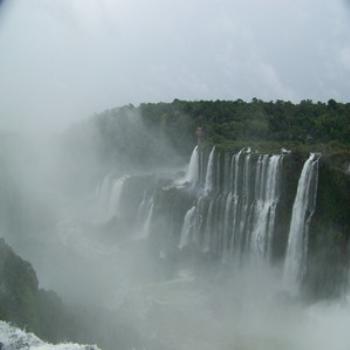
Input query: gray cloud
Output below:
<box><xmin>0</xmin><ymin>0</ymin><xmax>350</xmax><ymax>131</ymax></box>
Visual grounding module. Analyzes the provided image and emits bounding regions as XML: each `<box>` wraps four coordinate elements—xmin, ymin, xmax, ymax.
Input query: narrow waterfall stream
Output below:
<box><xmin>284</xmin><ymin>153</ymin><xmax>320</xmax><ymax>289</ymax></box>
<box><xmin>204</xmin><ymin>146</ymin><xmax>216</xmax><ymax>195</ymax></box>
<box><xmin>182</xmin><ymin>145</ymin><xmax>199</xmax><ymax>187</ymax></box>
<box><xmin>178</xmin><ymin>206</ymin><xmax>196</xmax><ymax>249</ymax></box>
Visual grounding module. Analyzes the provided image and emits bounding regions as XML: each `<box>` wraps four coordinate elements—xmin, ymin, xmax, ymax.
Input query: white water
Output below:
<box><xmin>284</xmin><ymin>153</ymin><xmax>320</xmax><ymax>289</ymax></box>
<box><xmin>204</xmin><ymin>146</ymin><xmax>216</xmax><ymax>195</ymax></box>
<box><xmin>236</xmin><ymin>151</ymin><xmax>252</xmax><ymax>251</ymax></box>
<box><xmin>250</xmin><ymin>155</ymin><xmax>283</xmax><ymax>258</ymax></box>
<box><xmin>181</xmin><ymin>145</ymin><xmax>199</xmax><ymax>187</ymax></box>
<box><xmin>229</xmin><ymin>150</ymin><xmax>243</xmax><ymax>254</ymax></box>
<box><xmin>95</xmin><ymin>174</ymin><xmax>112</xmax><ymax>221</ymax></box>
<box><xmin>137</xmin><ymin>197</ymin><xmax>154</xmax><ymax>239</ymax></box>
<box><xmin>0</xmin><ymin>321</ymin><xmax>100</xmax><ymax>350</ymax></box>
<box><xmin>222</xmin><ymin>192</ymin><xmax>233</xmax><ymax>261</ymax></box>
<box><xmin>178</xmin><ymin>206</ymin><xmax>196</xmax><ymax>249</ymax></box>
<box><xmin>96</xmin><ymin>174</ymin><xmax>128</xmax><ymax>222</ymax></box>
<box><xmin>180</xmin><ymin>149</ymin><xmax>284</xmax><ymax>261</ymax></box>
<box><xmin>96</xmin><ymin>174</ymin><xmax>111</xmax><ymax>209</ymax></box>
<box><xmin>108</xmin><ymin>175</ymin><xmax>128</xmax><ymax>219</ymax></box>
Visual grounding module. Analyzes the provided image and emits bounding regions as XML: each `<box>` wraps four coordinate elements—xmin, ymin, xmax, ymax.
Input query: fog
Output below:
<box><xmin>0</xmin><ymin>1</ymin><xmax>350</xmax><ymax>350</ymax></box>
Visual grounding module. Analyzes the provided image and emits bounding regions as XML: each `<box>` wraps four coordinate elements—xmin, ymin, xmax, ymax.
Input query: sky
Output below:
<box><xmin>0</xmin><ymin>0</ymin><xmax>350</xmax><ymax>131</ymax></box>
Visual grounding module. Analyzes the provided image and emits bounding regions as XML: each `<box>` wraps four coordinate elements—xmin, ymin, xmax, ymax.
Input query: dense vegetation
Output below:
<box><xmin>62</xmin><ymin>98</ymin><xmax>350</xmax><ymax>179</ymax></box>
<box><xmin>140</xmin><ymin>98</ymin><xmax>350</xmax><ymax>151</ymax></box>
<box><xmin>0</xmin><ymin>239</ymin><xmax>81</xmax><ymax>343</ymax></box>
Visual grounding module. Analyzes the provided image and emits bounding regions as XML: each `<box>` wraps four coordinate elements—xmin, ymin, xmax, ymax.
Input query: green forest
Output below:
<box><xmin>94</xmin><ymin>99</ymin><xmax>350</xmax><ymax>158</ymax></box>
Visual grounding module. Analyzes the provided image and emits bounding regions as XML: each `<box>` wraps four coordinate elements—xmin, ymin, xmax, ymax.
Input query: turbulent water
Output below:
<box><xmin>0</xmin><ymin>321</ymin><xmax>99</xmax><ymax>350</ymax></box>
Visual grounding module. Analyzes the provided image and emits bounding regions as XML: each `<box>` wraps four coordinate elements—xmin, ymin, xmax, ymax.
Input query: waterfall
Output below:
<box><xmin>284</xmin><ymin>153</ymin><xmax>320</xmax><ymax>288</ymax></box>
<box><xmin>96</xmin><ymin>174</ymin><xmax>111</xmax><ymax>205</ymax></box>
<box><xmin>229</xmin><ymin>150</ymin><xmax>243</xmax><ymax>254</ymax></box>
<box><xmin>178</xmin><ymin>206</ymin><xmax>196</xmax><ymax>249</ymax></box>
<box><xmin>108</xmin><ymin>175</ymin><xmax>128</xmax><ymax>219</ymax></box>
<box><xmin>191</xmin><ymin>149</ymin><xmax>284</xmax><ymax>262</ymax></box>
<box><xmin>136</xmin><ymin>192</ymin><xmax>148</xmax><ymax>223</ymax></box>
<box><xmin>96</xmin><ymin>174</ymin><xmax>112</xmax><ymax>214</ymax></box>
<box><xmin>236</xmin><ymin>151</ymin><xmax>252</xmax><ymax>253</ymax></box>
<box><xmin>96</xmin><ymin>174</ymin><xmax>128</xmax><ymax>222</ymax></box>
<box><xmin>250</xmin><ymin>155</ymin><xmax>283</xmax><ymax>258</ymax></box>
<box><xmin>184</xmin><ymin>145</ymin><xmax>199</xmax><ymax>187</ymax></box>
<box><xmin>138</xmin><ymin>197</ymin><xmax>154</xmax><ymax>239</ymax></box>
<box><xmin>204</xmin><ymin>146</ymin><xmax>216</xmax><ymax>194</ymax></box>
<box><xmin>222</xmin><ymin>192</ymin><xmax>233</xmax><ymax>261</ymax></box>
<box><xmin>223</xmin><ymin>153</ymin><xmax>231</xmax><ymax>193</ymax></box>
<box><xmin>120</xmin><ymin>146</ymin><xmax>323</xmax><ymax>291</ymax></box>
<box><xmin>192</xmin><ymin>196</ymin><xmax>205</xmax><ymax>245</ymax></box>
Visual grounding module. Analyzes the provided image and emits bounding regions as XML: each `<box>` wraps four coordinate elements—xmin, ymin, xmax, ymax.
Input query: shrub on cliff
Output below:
<box><xmin>0</xmin><ymin>238</ymin><xmax>76</xmax><ymax>343</ymax></box>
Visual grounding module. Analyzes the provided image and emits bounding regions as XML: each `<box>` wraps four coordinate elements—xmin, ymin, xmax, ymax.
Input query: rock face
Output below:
<box><xmin>0</xmin><ymin>321</ymin><xmax>100</xmax><ymax>350</ymax></box>
<box><xmin>306</xmin><ymin>152</ymin><xmax>350</xmax><ymax>298</ymax></box>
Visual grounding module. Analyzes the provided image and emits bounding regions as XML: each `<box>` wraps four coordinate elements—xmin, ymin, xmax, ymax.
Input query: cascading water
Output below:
<box><xmin>204</xmin><ymin>146</ymin><xmax>216</xmax><ymax>195</ymax></box>
<box><xmin>67</xmin><ymin>139</ymin><xmax>350</xmax><ymax>350</ymax></box>
<box><xmin>284</xmin><ymin>153</ymin><xmax>320</xmax><ymax>288</ymax></box>
<box><xmin>172</xmin><ymin>148</ymin><xmax>285</xmax><ymax>262</ymax></box>
<box><xmin>109</xmin><ymin>147</ymin><xmax>324</xmax><ymax>294</ymax></box>
<box><xmin>249</xmin><ymin>155</ymin><xmax>283</xmax><ymax>258</ymax></box>
<box><xmin>229</xmin><ymin>149</ymin><xmax>243</xmax><ymax>255</ymax></box>
<box><xmin>178</xmin><ymin>206</ymin><xmax>196</xmax><ymax>249</ymax></box>
<box><xmin>96</xmin><ymin>174</ymin><xmax>111</xmax><ymax>207</ymax></box>
<box><xmin>183</xmin><ymin>145</ymin><xmax>199</xmax><ymax>187</ymax></box>
<box><xmin>96</xmin><ymin>174</ymin><xmax>128</xmax><ymax>222</ymax></box>
<box><xmin>236</xmin><ymin>151</ymin><xmax>252</xmax><ymax>253</ymax></box>
<box><xmin>140</xmin><ymin>197</ymin><xmax>154</xmax><ymax>239</ymax></box>
<box><xmin>222</xmin><ymin>192</ymin><xmax>233</xmax><ymax>261</ymax></box>
<box><xmin>96</xmin><ymin>174</ymin><xmax>112</xmax><ymax>219</ymax></box>
<box><xmin>135</xmin><ymin>193</ymin><xmax>155</xmax><ymax>239</ymax></box>
<box><xmin>108</xmin><ymin>175</ymin><xmax>128</xmax><ymax>219</ymax></box>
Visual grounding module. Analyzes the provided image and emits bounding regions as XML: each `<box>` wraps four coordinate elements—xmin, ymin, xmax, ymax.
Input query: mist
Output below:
<box><xmin>1</xmin><ymin>1</ymin><xmax>350</xmax><ymax>350</ymax></box>
<box><xmin>0</xmin><ymin>108</ymin><xmax>349</xmax><ymax>349</ymax></box>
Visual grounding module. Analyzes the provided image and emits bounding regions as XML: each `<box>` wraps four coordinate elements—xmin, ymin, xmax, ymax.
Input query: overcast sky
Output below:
<box><xmin>1</xmin><ymin>0</ymin><xmax>350</xmax><ymax>131</ymax></box>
